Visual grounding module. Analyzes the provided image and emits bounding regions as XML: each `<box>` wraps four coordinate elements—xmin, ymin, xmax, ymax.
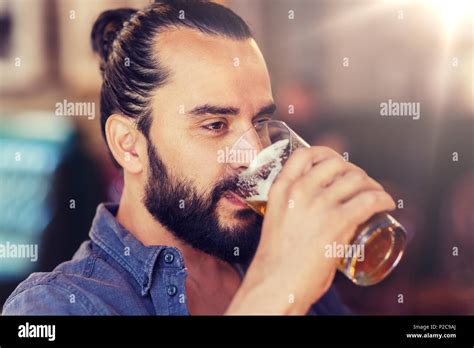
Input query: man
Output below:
<box><xmin>3</xmin><ymin>0</ymin><xmax>395</xmax><ymax>315</ymax></box>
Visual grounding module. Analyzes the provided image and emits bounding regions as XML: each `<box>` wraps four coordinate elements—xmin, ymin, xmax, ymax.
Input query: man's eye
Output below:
<box><xmin>202</xmin><ymin>121</ymin><xmax>227</xmax><ymax>133</ymax></box>
<box><xmin>254</xmin><ymin>118</ymin><xmax>270</xmax><ymax>129</ymax></box>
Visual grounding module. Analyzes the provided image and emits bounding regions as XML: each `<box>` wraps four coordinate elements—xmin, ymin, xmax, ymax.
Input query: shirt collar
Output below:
<box><xmin>89</xmin><ymin>203</ymin><xmax>186</xmax><ymax>296</ymax></box>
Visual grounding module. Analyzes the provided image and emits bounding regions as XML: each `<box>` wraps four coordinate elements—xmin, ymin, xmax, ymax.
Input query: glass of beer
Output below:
<box><xmin>234</xmin><ymin>120</ymin><xmax>407</xmax><ymax>286</ymax></box>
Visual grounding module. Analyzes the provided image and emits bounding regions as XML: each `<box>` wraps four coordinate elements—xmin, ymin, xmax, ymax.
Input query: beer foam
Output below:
<box><xmin>238</xmin><ymin>139</ymin><xmax>290</xmax><ymax>202</ymax></box>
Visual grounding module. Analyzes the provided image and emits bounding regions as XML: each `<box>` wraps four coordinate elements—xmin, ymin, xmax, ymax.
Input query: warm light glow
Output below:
<box><xmin>426</xmin><ymin>0</ymin><xmax>474</xmax><ymax>34</ymax></box>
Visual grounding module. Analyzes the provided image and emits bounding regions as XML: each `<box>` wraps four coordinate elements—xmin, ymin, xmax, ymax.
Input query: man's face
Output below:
<box><xmin>143</xmin><ymin>28</ymin><xmax>274</xmax><ymax>264</ymax></box>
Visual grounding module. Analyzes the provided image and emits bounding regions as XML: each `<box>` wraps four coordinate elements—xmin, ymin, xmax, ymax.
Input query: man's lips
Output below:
<box><xmin>223</xmin><ymin>192</ymin><xmax>248</xmax><ymax>208</ymax></box>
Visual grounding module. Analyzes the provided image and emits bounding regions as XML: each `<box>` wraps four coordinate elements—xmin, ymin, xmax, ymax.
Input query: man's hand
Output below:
<box><xmin>227</xmin><ymin>146</ymin><xmax>396</xmax><ymax>315</ymax></box>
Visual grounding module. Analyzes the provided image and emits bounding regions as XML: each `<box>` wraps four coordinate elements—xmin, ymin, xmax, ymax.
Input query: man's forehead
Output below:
<box><xmin>151</xmin><ymin>27</ymin><xmax>272</xmax><ymax>111</ymax></box>
<box><xmin>154</xmin><ymin>27</ymin><xmax>267</xmax><ymax>78</ymax></box>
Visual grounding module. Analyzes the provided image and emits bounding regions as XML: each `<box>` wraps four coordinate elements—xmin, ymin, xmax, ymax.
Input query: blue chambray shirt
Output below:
<box><xmin>2</xmin><ymin>203</ymin><xmax>350</xmax><ymax>315</ymax></box>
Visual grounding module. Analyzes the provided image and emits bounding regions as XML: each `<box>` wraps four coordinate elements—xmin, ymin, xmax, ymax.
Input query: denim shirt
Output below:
<box><xmin>2</xmin><ymin>203</ymin><xmax>350</xmax><ymax>315</ymax></box>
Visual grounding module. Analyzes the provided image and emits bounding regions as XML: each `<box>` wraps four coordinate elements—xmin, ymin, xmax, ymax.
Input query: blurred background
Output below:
<box><xmin>0</xmin><ymin>0</ymin><xmax>472</xmax><ymax>314</ymax></box>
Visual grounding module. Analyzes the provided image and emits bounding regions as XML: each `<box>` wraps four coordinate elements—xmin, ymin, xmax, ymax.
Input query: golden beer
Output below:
<box><xmin>245</xmin><ymin>200</ymin><xmax>267</xmax><ymax>216</ymax></box>
<box><xmin>338</xmin><ymin>215</ymin><xmax>407</xmax><ymax>286</ymax></box>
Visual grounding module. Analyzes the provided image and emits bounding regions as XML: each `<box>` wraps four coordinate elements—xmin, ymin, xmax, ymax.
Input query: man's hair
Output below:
<box><xmin>90</xmin><ymin>0</ymin><xmax>253</xmax><ymax>165</ymax></box>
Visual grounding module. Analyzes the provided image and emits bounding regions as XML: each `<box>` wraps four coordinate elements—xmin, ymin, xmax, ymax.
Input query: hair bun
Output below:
<box><xmin>91</xmin><ymin>8</ymin><xmax>136</xmax><ymax>70</ymax></box>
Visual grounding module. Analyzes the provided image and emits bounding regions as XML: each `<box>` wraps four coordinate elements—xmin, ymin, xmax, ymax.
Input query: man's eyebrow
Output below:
<box><xmin>187</xmin><ymin>102</ymin><xmax>276</xmax><ymax>118</ymax></box>
<box><xmin>254</xmin><ymin>103</ymin><xmax>276</xmax><ymax>118</ymax></box>
<box><xmin>188</xmin><ymin>104</ymin><xmax>240</xmax><ymax>116</ymax></box>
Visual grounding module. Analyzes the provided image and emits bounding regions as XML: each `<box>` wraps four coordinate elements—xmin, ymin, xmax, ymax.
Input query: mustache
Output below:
<box><xmin>209</xmin><ymin>175</ymin><xmax>240</xmax><ymax>205</ymax></box>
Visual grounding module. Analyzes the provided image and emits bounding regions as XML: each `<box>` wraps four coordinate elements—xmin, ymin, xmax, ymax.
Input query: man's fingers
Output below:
<box><xmin>324</xmin><ymin>171</ymin><xmax>385</xmax><ymax>204</ymax></box>
<box><xmin>275</xmin><ymin>146</ymin><xmax>340</xmax><ymax>184</ymax></box>
<box><xmin>299</xmin><ymin>156</ymin><xmax>367</xmax><ymax>193</ymax></box>
<box><xmin>340</xmin><ymin>190</ymin><xmax>396</xmax><ymax>230</ymax></box>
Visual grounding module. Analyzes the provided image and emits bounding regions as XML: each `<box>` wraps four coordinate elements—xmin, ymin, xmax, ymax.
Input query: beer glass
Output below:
<box><xmin>234</xmin><ymin>120</ymin><xmax>407</xmax><ymax>286</ymax></box>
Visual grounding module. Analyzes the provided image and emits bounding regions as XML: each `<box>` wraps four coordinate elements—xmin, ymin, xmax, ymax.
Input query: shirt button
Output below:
<box><xmin>167</xmin><ymin>285</ymin><xmax>177</xmax><ymax>297</ymax></box>
<box><xmin>164</xmin><ymin>252</ymin><xmax>174</xmax><ymax>264</ymax></box>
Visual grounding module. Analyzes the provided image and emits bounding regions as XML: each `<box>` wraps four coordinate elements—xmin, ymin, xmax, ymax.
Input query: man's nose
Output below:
<box><xmin>227</xmin><ymin>127</ymin><xmax>264</xmax><ymax>172</ymax></box>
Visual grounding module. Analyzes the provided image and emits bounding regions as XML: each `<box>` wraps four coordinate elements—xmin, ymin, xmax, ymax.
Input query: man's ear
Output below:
<box><xmin>105</xmin><ymin>114</ymin><xmax>145</xmax><ymax>174</ymax></box>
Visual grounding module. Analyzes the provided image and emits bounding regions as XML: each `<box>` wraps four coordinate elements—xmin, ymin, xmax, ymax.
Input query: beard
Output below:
<box><xmin>143</xmin><ymin>139</ymin><xmax>263</xmax><ymax>265</ymax></box>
